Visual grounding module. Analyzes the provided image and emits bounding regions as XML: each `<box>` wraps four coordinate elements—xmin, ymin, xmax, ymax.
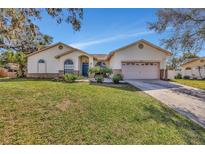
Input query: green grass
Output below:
<box><xmin>172</xmin><ymin>79</ymin><xmax>205</xmax><ymax>90</ymax></box>
<box><xmin>0</xmin><ymin>78</ymin><xmax>205</xmax><ymax>144</ymax></box>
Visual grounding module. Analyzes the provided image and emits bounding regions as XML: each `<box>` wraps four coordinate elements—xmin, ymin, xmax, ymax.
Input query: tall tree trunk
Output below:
<box><xmin>198</xmin><ymin>66</ymin><xmax>202</xmax><ymax>79</ymax></box>
<box><xmin>17</xmin><ymin>64</ymin><xmax>25</xmax><ymax>77</ymax></box>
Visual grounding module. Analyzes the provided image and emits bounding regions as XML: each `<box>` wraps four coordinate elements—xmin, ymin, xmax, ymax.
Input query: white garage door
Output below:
<box><xmin>122</xmin><ymin>62</ymin><xmax>160</xmax><ymax>79</ymax></box>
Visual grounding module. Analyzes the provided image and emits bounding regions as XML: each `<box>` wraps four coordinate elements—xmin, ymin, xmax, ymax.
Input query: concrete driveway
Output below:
<box><xmin>125</xmin><ymin>79</ymin><xmax>205</xmax><ymax>128</ymax></box>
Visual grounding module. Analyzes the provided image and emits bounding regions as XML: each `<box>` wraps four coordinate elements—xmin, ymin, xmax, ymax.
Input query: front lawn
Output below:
<box><xmin>0</xmin><ymin>79</ymin><xmax>205</xmax><ymax>144</ymax></box>
<box><xmin>172</xmin><ymin>79</ymin><xmax>205</xmax><ymax>90</ymax></box>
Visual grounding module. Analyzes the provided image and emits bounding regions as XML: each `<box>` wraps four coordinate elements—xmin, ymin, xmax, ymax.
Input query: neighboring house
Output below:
<box><xmin>27</xmin><ymin>39</ymin><xmax>171</xmax><ymax>79</ymax></box>
<box><xmin>181</xmin><ymin>57</ymin><xmax>205</xmax><ymax>79</ymax></box>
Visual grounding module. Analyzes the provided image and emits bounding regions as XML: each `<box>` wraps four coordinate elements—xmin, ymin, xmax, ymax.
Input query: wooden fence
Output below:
<box><xmin>0</xmin><ymin>67</ymin><xmax>17</xmax><ymax>78</ymax></box>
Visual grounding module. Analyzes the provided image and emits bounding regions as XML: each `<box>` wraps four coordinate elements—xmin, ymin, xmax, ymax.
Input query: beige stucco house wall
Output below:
<box><xmin>181</xmin><ymin>57</ymin><xmax>205</xmax><ymax>79</ymax></box>
<box><xmin>27</xmin><ymin>43</ymin><xmax>94</xmax><ymax>78</ymax></box>
<box><xmin>27</xmin><ymin>40</ymin><xmax>171</xmax><ymax>79</ymax></box>
<box><xmin>109</xmin><ymin>42</ymin><xmax>167</xmax><ymax>70</ymax></box>
<box><xmin>108</xmin><ymin>40</ymin><xmax>171</xmax><ymax>79</ymax></box>
<box><xmin>27</xmin><ymin>44</ymin><xmax>70</xmax><ymax>74</ymax></box>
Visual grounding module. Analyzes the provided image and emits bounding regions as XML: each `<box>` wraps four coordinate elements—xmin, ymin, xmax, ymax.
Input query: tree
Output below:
<box><xmin>0</xmin><ymin>50</ymin><xmax>16</xmax><ymax>65</ymax></box>
<box><xmin>0</xmin><ymin>50</ymin><xmax>26</xmax><ymax>77</ymax></box>
<box><xmin>167</xmin><ymin>52</ymin><xmax>199</xmax><ymax>70</ymax></box>
<box><xmin>166</xmin><ymin>56</ymin><xmax>181</xmax><ymax>70</ymax></box>
<box><xmin>148</xmin><ymin>9</ymin><xmax>205</xmax><ymax>55</ymax></box>
<box><xmin>181</xmin><ymin>52</ymin><xmax>199</xmax><ymax>60</ymax></box>
<box><xmin>15</xmin><ymin>52</ymin><xmax>26</xmax><ymax>77</ymax></box>
<box><xmin>197</xmin><ymin>66</ymin><xmax>203</xmax><ymax>79</ymax></box>
<box><xmin>0</xmin><ymin>8</ymin><xmax>83</xmax><ymax>53</ymax></box>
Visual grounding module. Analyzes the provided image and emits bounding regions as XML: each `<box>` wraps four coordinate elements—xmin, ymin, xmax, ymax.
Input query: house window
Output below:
<box><xmin>138</xmin><ymin>43</ymin><xmax>144</xmax><ymax>49</ymax></box>
<box><xmin>185</xmin><ymin>67</ymin><xmax>191</xmax><ymax>70</ymax></box>
<box><xmin>38</xmin><ymin>59</ymin><xmax>45</xmax><ymax>63</ymax></box>
<box><xmin>58</xmin><ymin>45</ymin><xmax>63</xmax><ymax>50</ymax></box>
<box><xmin>64</xmin><ymin>59</ymin><xmax>74</xmax><ymax>74</ymax></box>
<box><xmin>95</xmin><ymin>61</ymin><xmax>106</xmax><ymax>67</ymax></box>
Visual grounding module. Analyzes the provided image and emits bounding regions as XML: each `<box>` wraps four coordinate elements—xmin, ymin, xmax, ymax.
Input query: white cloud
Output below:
<box><xmin>70</xmin><ymin>30</ymin><xmax>155</xmax><ymax>49</ymax></box>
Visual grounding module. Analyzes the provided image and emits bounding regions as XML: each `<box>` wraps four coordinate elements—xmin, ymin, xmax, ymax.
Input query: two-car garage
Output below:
<box><xmin>108</xmin><ymin>40</ymin><xmax>172</xmax><ymax>80</ymax></box>
<box><xmin>121</xmin><ymin>62</ymin><xmax>160</xmax><ymax>79</ymax></box>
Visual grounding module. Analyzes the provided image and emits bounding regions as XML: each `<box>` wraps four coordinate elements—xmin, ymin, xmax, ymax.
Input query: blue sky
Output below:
<box><xmin>36</xmin><ymin>8</ymin><xmax>205</xmax><ymax>56</ymax></box>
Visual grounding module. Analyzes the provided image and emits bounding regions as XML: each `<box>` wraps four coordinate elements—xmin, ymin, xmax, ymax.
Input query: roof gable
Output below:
<box><xmin>90</xmin><ymin>54</ymin><xmax>108</xmax><ymax>61</ymax></box>
<box><xmin>27</xmin><ymin>42</ymin><xmax>89</xmax><ymax>57</ymax></box>
<box><xmin>26</xmin><ymin>39</ymin><xmax>172</xmax><ymax>61</ymax></box>
<box><xmin>181</xmin><ymin>57</ymin><xmax>205</xmax><ymax>67</ymax></box>
<box><xmin>107</xmin><ymin>39</ymin><xmax>172</xmax><ymax>60</ymax></box>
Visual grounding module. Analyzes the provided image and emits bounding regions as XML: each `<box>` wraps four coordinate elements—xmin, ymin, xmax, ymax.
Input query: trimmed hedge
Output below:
<box><xmin>112</xmin><ymin>74</ymin><xmax>123</xmax><ymax>84</ymax></box>
<box><xmin>64</xmin><ymin>74</ymin><xmax>78</xmax><ymax>83</ymax></box>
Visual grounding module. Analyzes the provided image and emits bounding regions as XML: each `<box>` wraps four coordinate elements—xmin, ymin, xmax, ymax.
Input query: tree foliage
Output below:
<box><xmin>89</xmin><ymin>66</ymin><xmax>112</xmax><ymax>77</ymax></box>
<box><xmin>148</xmin><ymin>9</ymin><xmax>205</xmax><ymax>54</ymax></box>
<box><xmin>0</xmin><ymin>8</ymin><xmax>83</xmax><ymax>53</ymax></box>
<box><xmin>15</xmin><ymin>52</ymin><xmax>27</xmax><ymax>77</ymax></box>
<box><xmin>167</xmin><ymin>53</ymin><xmax>199</xmax><ymax>70</ymax></box>
<box><xmin>0</xmin><ymin>50</ymin><xmax>26</xmax><ymax>77</ymax></box>
<box><xmin>0</xmin><ymin>50</ymin><xmax>16</xmax><ymax>65</ymax></box>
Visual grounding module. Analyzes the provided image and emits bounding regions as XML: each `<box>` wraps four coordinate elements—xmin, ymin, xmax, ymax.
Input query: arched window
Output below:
<box><xmin>38</xmin><ymin>59</ymin><xmax>46</xmax><ymax>73</ymax></box>
<box><xmin>64</xmin><ymin>59</ymin><xmax>74</xmax><ymax>74</ymax></box>
<box><xmin>38</xmin><ymin>59</ymin><xmax>45</xmax><ymax>63</ymax></box>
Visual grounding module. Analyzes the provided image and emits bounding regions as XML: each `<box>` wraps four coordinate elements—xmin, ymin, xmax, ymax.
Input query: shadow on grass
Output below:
<box><xmin>142</xmin><ymin>104</ymin><xmax>205</xmax><ymax>144</ymax></box>
<box><xmin>90</xmin><ymin>82</ymin><xmax>141</xmax><ymax>92</ymax></box>
<box><xmin>0</xmin><ymin>78</ymin><xmax>52</xmax><ymax>82</ymax></box>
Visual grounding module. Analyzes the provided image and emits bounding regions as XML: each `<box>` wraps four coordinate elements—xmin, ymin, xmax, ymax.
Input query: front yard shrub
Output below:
<box><xmin>89</xmin><ymin>66</ymin><xmax>112</xmax><ymax>77</ymax></box>
<box><xmin>100</xmin><ymin>67</ymin><xmax>112</xmax><ymax>76</ymax></box>
<box><xmin>63</xmin><ymin>74</ymin><xmax>78</xmax><ymax>83</ymax></box>
<box><xmin>174</xmin><ymin>73</ymin><xmax>182</xmax><ymax>79</ymax></box>
<box><xmin>89</xmin><ymin>66</ymin><xmax>101</xmax><ymax>74</ymax></box>
<box><xmin>112</xmin><ymin>74</ymin><xmax>123</xmax><ymax>84</ymax></box>
<box><xmin>183</xmin><ymin>75</ymin><xmax>190</xmax><ymax>79</ymax></box>
<box><xmin>95</xmin><ymin>76</ymin><xmax>104</xmax><ymax>83</ymax></box>
<box><xmin>115</xmin><ymin>74</ymin><xmax>123</xmax><ymax>80</ymax></box>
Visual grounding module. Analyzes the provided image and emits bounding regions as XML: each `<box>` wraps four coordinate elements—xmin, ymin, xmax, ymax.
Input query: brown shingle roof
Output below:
<box><xmin>90</xmin><ymin>54</ymin><xmax>108</xmax><ymax>60</ymax></box>
<box><xmin>181</xmin><ymin>57</ymin><xmax>205</xmax><ymax>66</ymax></box>
<box><xmin>27</xmin><ymin>42</ymin><xmax>89</xmax><ymax>57</ymax></box>
<box><xmin>27</xmin><ymin>39</ymin><xmax>172</xmax><ymax>61</ymax></box>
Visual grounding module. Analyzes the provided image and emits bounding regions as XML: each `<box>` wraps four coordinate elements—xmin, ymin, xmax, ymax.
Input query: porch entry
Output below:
<box><xmin>82</xmin><ymin>63</ymin><xmax>89</xmax><ymax>76</ymax></box>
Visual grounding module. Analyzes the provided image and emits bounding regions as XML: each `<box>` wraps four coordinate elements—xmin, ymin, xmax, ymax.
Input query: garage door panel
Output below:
<box><xmin>122</xmin><ymin>62</ymin><xmax>159</xmax><ymax>79</ymax></box>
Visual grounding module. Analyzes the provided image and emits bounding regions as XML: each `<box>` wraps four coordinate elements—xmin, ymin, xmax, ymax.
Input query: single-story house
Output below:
<box><xmin>181</xmin><ymin>57</ymin><xmax>205</xmax><ymax>79</ymax></box>
<box><xmin>27</xmin><ymin>39</ymin><xmax>171</xmax><ymax>79</ymax></box>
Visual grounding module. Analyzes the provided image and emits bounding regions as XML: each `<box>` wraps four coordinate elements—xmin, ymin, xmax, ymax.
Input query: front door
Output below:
<box><xmin>82</xmin><ymin>63</ymin><xmax>89</xmax><ymax>76</ymax></box>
